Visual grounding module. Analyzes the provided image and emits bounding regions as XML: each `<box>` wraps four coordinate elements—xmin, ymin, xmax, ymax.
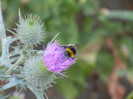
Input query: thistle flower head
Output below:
<box><xmin>42</xmin><ymin>40</ymin><xmax>76</xmax><ymax>75</ymax></box>
<box><xmin>15</xmin><ymin>14</ymin><xmax>44</xmax><ymax>46</ymax></box>
<box><xmin>22</xmin><ymin>56</ymin><xmax>56</xmax><ymax>90</ymax></box>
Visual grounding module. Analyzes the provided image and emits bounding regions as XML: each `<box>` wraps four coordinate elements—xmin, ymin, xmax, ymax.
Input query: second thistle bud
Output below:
<box><xmin>15</xmin><ymin>15</ymin><xmax>45</xmax><ymax>46</ymax></box>
<box><xmin>22</xmin><ymin>56</ymin><xmax>56</xmax><ymax>90</ymax></box>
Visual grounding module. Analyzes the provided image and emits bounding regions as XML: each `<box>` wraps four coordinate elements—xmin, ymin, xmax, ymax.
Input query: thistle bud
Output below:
<box><xmin>22</xmin><ymin>56</ymin><xmax>56</xmax><ymax>90</ymax></box>
<box><xmin>15</xmin><ymin>15</ymin><xmax>44</xmax><ymax>46</ymax></box>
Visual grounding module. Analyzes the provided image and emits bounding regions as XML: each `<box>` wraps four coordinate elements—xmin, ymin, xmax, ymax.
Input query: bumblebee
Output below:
<box><xmin>62</xmin><ymin>43</ymin><xmax>79</xmax><ymax>59</ymax></box>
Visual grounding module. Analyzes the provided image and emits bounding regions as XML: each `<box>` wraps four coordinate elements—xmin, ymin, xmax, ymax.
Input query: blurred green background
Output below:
<box><xmin>1</xmin><ymin>0</ymin><xmax>133</xmax><ymax>99</ymax></box>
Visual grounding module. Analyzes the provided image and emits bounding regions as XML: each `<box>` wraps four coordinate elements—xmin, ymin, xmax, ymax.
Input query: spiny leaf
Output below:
<box><xmin>0</xmin><ymin>75</ymin><xmax>25</xmax><ymax>91</ymax></box>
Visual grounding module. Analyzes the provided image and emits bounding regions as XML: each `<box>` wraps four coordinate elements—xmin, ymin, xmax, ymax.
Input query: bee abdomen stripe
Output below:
<box><xmin>66</xmin><ymin>48</ymin><xmax>74</xmax><ymax>58</ymax></box>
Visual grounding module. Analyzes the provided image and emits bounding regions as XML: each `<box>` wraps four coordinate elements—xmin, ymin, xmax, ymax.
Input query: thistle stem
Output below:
<box><xmin>5</xmin><ymin>44</ymin><xmax>29</xmax><ymax>75</ymax></box>
<box><xmin>0</xmin><ymin>0</ymin><xmax>7</xmax><ymax>57</ymax></box>
<box><xmin>0</xmin><ymin>57</ymin><xmax>2</xmax><ymax>66</ymax></box>
<box><xmin>5</xmin><ymin>54</ymin><xmax>24</xmax><ymax>75</ymax></box>
<box><xmin>0</xmin><ymin>0</ymin><xmax>6</xmax><ymax>38</ymax></box>
<box><xmin>0</xmin><ymin>0</ymin><xmax>11</xmax><ymax>67</ymax></box>
<box><xmin>27</xmin><ymin>86</ymin><xmax>45</xmax><ymax>99</ymax></box>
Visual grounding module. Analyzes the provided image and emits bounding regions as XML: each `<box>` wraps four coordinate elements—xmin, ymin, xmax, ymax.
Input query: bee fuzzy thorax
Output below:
<box><xmin>62</xmin><ymin>43</ymin><xmax>79</xmax><ymax>59</ymax></box>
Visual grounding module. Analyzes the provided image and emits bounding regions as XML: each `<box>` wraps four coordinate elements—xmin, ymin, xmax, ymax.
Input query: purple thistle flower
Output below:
<box><xmin>42</xmin><ymin>40</ymin><xmax>76</xmax><ymax>76</ymax></box>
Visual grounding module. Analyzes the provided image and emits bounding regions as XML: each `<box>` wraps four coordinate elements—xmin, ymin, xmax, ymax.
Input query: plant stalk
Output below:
<box><xmin>5</xmin><ymin>54</ymin><xmax>24</xmax><ymax>75</ymax></box>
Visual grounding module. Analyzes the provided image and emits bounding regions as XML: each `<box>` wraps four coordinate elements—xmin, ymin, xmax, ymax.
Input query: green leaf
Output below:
<box><xmin>80</xmin><ymin>0</ymin><xmax>100</xmax><ymax>15</ymax></box>
<box><xmin>0</xmin><ymin>75</ymin><xmax>25</xmax><ymax>91</ymax></box>
<box><xmin>0</xmin><ymin>66</ymin><xmax>5</xmax><ymax>70</ymax></box>
<box><xmin>126</xmin><ymin>91</ymin><xmax>133</xmax><ymax>99</ymax></box>
<box><xmin>57</xmin><ymin>79</ymin><xmax>79</xmax><ymax>99</ymax></box>
<box><xmin>59</xmin><ymin>20</ymin><xmax>79</xmax><ymax>44</ymax></box>
<box><xmin>9</xmin><ymin>96</ymin><xmax>19</xmax><ymax>99</ymax></box>
<box><xmin>0</xmin><ymin>70</ymin><xmax>11</xmax><ymax>81</ymax></box>
<box><xmin>4</xmin><ymin>0</ymin><xmax>20</xmax><ymax>29</ymax></box>
<box><xmin>57</xmin><ymin>60</ymin><xmax>94</xmax><ymax>99</ymax></box>
<box><xmin>97</xmin><ymin>52</ymin><xmax>114</xmax><ymax>82</ymax></box>
<box><xmin>103</xmin><ymin>21</ymin><xmax>123</xmax><ymax>35</ymax></box>
<box><xmin>102</xmin><ymin>10</ymin><xmax>133</xmax><ymax>21</ymax></box>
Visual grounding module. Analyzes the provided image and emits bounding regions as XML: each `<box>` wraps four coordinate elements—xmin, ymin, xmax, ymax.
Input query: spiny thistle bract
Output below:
<box><xmin>22</xmin><ymin>55</ymin><xmax>57</xmax><ymax>90</ymax></box>
<box><xmin>15</xmin><ymin>14</ymin><xmax>44</xmax><ymax>46</ymax></box>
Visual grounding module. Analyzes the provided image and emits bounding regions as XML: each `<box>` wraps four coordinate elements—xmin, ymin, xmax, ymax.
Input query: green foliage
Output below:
<box><xmin>1</xmin><ymin>0</ymin><xmax>133</xmax><ymax>99</ymax></box>
<box><xmin>9</xmin><ymin>96</ymin><xmax>20</xmax><ymax>99</ymax></box>
<box><xmin>126</xmin><ymin>91</ymin><xmax>133</xmax><ymax>99</ymax></box>
<box><xmin>0</xmin><ymin>75</ymin><xmax>26</xmax><ymax>92</ymax></box>
<box><xmin>97</xmin><ymin>48</ymin><xmax>114</xmax><ymax>82</ymax></box>
<box><xmin>101</xmin><ymin>10</ymin><xmax>133</xmax><ymax>21</ymax></box>
<box><xmin>57</xmin><ymin>60</ymin><xmax>95</xmax><ymax>99</ymax></box>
